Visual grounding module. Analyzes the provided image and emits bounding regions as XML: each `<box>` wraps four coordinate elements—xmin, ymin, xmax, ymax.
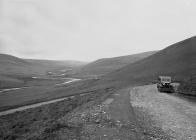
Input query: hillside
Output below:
<box><xmin>103</xmin><ymin>36</ymin><xmax>196</xmax><ymax>93</ymax></box>
<box><xmin>0</xmin><ymin>54</ymin><xmax>38</xmax><ymax>76</ymax></box>
<box><xmin>0</xmin><ymin>54</ymin><xmax>84</xmax><ymax>76</ymax></box>
<box><xmin>0</xmin><ymin>54</ymin><xmax>30</xmax><ymax>66</ymax></box>
<box><xmin>178</xmin><ymin>75</ymin><xmax>196</xmax><ymax>96</ymax></box>
<box><xmin>26</xmin><ymin>59</ymin><xmax>86</xmax><ymax>69</ymax></box>
<box><xmin>73</xmin><ymin>51</ymin><xmax>157</xmax><ymax>76</ymax></box>
<box><xmin>0</xmin><ymin>54</ymin><xmax>86</xmax><ymax>88</ymax></box>
<box><xmin>0</xmin><ymin>54</ymin><xmax>32</xmax><ymax>88</ymax></box>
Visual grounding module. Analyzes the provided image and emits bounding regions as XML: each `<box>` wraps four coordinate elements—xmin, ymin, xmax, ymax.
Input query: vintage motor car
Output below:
<box><xmin>157</xmin><ymin>76</ymin><xmax>174</xmax><ymax>93</ymax></box>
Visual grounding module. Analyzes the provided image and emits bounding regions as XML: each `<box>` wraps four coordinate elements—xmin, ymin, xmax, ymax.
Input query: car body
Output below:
<box><xmin>157</xmin><ymin>76</ymin><xmax>174</xmax><ymax>93</ymax></box>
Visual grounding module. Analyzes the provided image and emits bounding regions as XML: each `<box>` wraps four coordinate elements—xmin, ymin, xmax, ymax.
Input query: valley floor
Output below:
<box><xmin>1</xmin><ymin>84</ymin><xmax>196</xmax><ymax>140</ymax></box>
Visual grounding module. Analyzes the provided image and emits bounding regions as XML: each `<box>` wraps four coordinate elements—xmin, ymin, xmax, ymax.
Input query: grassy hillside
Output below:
<box><xmin>178</xmin><ymin>75</ymin><xmax>196</xmax><ymax>96</ymax></box>
<box><xmin>103</xmin><ymin>36</ymin><xmax>196</xmax><ymax>94</ymax></box>
<box><xmin>0</xmin><ymin>54</ymin><xmax>86</xmax><ymax>88</ymax></box>
<box><xmin>0</xmin><ymin>54</ymin><xmax>32</xmax><ymax>88</ymax></box>
<box><xmin>0</xmin><ymin>54</ymin><xmax>30</xmax><ymax>65</ymax></box>
<box><xmin>0</xmin><ymin>37</ymin><xmax>195</xmax><ymax>139</ymax></box>
<box><xmin>0</xmin><ymin>54</ymin><xmax>32</xmax><ymax>74</ymax></box>
<box><xmin>72</xmin><ymin>51</ymin><xmax>156</xmax><ymax>76</ymax></box>
<box><xmin>0</xmin><ymin>54</ymin><xmax>55</xmax><ymax>76</ymax></box>
<box><xmin>26</xmin><ymin>59</ymin><xmax>86</xmax><ymax>70</ymax></box>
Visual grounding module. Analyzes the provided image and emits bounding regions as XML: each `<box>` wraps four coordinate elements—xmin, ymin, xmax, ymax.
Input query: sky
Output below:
<box><xmin>0</xmin><ymin>0</ymin><xmax>196</xmax><ymax>61</ymax></box>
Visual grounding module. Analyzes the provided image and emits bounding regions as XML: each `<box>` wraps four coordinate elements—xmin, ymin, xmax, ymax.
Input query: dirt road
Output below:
<box><xmin>66</xmin><ymin>84</ymin><xmax>196</xmax><ymax>139</ymax></box>
<box><xmin>1</xmin><ymin>83</ymin><xmax>195</xmax><ymax>139</ymax></box>
<box><xmin>66</xmin><ymin>88</ymin><xmax>157</xmax><ymax>139</ymax></box>
<box><xmin>130</xmin><ymin>84</ymin><xmax>196</xmax><ymax>140</ymax></box>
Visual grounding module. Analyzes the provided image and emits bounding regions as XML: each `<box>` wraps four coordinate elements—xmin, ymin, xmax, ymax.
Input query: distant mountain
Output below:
<box><xmin>104</xmin><ymin>36</ymin><xmax>196</xmax><ymax>91</ymax></box>
<box><xmin>0</xmin><ymin>53</ymin><xmax>86</xmax><ymax>88</ymax></box>
<box><xmin>0</xmin><ymin>54</ymin><xmax>33</xmax><ymax>75</ymax></box>
<box><xmin>0</xmin><ymin>54</ymin><xmax>85</xmax><ymax>75</ymax></box>
<box><xmin>26</xmin><ymin>59</ymin><xmax>87</xmax><ymax>70</ymax></box>
<box><xmin>0</xmin><ymin>54</ymin><xmax>30</xmax><ymax>66</ymax></box>
<box><xmin>73</xmin><ymin>51</ymin><xmax>157</xmax><ymax>76</ymax></box>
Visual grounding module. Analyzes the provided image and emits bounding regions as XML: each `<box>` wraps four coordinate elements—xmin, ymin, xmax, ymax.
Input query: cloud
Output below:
<box><xmin>1</xmin><ymin>0</ymin><xmax>196</xmax><ymax>61</ymax></box>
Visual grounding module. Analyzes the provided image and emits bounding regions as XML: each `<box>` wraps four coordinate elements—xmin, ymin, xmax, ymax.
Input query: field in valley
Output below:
<box><xmin>0</xmin><ymin>80</ymin><xmax>117</xmax><ymax>140</ymax></box>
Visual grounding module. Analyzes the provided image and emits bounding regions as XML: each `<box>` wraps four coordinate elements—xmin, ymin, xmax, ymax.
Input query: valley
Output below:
<box><xmin>0</xmin><ymin>77</ymin><xmax>81</xmax><ymax>114</ymax></box>
<box><xmin>0</xmin><ymin>36</ymin><xmax>195</xmax><ymax>139</ymax></box>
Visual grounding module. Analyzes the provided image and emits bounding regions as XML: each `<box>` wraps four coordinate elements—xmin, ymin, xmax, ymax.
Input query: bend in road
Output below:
<box><xmin>130</xmin><ymin>84</ymin><xmax>196</xmax><ymax>140</ymax></box>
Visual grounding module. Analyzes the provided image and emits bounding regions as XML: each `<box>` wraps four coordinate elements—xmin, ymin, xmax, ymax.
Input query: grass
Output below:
<box><xmin>103</xmin><ymin>36</ymin><xmax>196</xmax><ymax>97</ymax></box>
<box><xmin>0</xmin><ymin>77</ymin><xmax>73</xmax><ymax>111</ymax></box>
<box><xmin>178</xmin><ymin>75</ymin><xmax>196</xmax><ymax>96</ymax></box>
<box><xmin>0</xmin><ymin>36</ymin><xmax>195</xmax><ymax>139</ymax></box>
<box><xmin>0</xmin><ymin>84</ymin><xmax>116</xmax><ymax>140</ymax></box>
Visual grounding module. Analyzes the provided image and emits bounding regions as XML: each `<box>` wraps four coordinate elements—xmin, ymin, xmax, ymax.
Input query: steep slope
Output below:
<box><xmin>104</xmin><ymin>36</ymin><xmax>196</xmax><ymax>88</ymax></box>
<box><xmin>74</xmin><ymin>51</ymin><xmax>157</xmax><ymax>76</ymax></box>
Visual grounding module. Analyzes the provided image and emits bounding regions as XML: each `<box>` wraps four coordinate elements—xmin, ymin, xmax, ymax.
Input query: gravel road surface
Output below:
<box><xmin>66</xmin><ymin>88</ymin><xmax>157</xmax><ymax>139</ymax></box>
<box><xmin>130</xmin><ymin>84</ymin><xmax>196</xmax><ymax>140</ymax></box>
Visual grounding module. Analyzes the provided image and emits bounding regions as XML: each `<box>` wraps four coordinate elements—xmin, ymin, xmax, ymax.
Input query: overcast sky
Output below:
<box><xmin>0</xmin><ymin>0</ymin><xmax>196</xmax><ymax>61</ymax></box>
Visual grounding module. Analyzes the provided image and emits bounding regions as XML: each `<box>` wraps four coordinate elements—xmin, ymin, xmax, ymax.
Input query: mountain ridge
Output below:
<box><xmin>103</xmin><ymin>36</ymin><xmax>196</xmax><ymax>89</ymax></box>
<box><xmin>73</xmin><ymin>51</ymin><xmax>157</xmax><ymax>76</ymax></box>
